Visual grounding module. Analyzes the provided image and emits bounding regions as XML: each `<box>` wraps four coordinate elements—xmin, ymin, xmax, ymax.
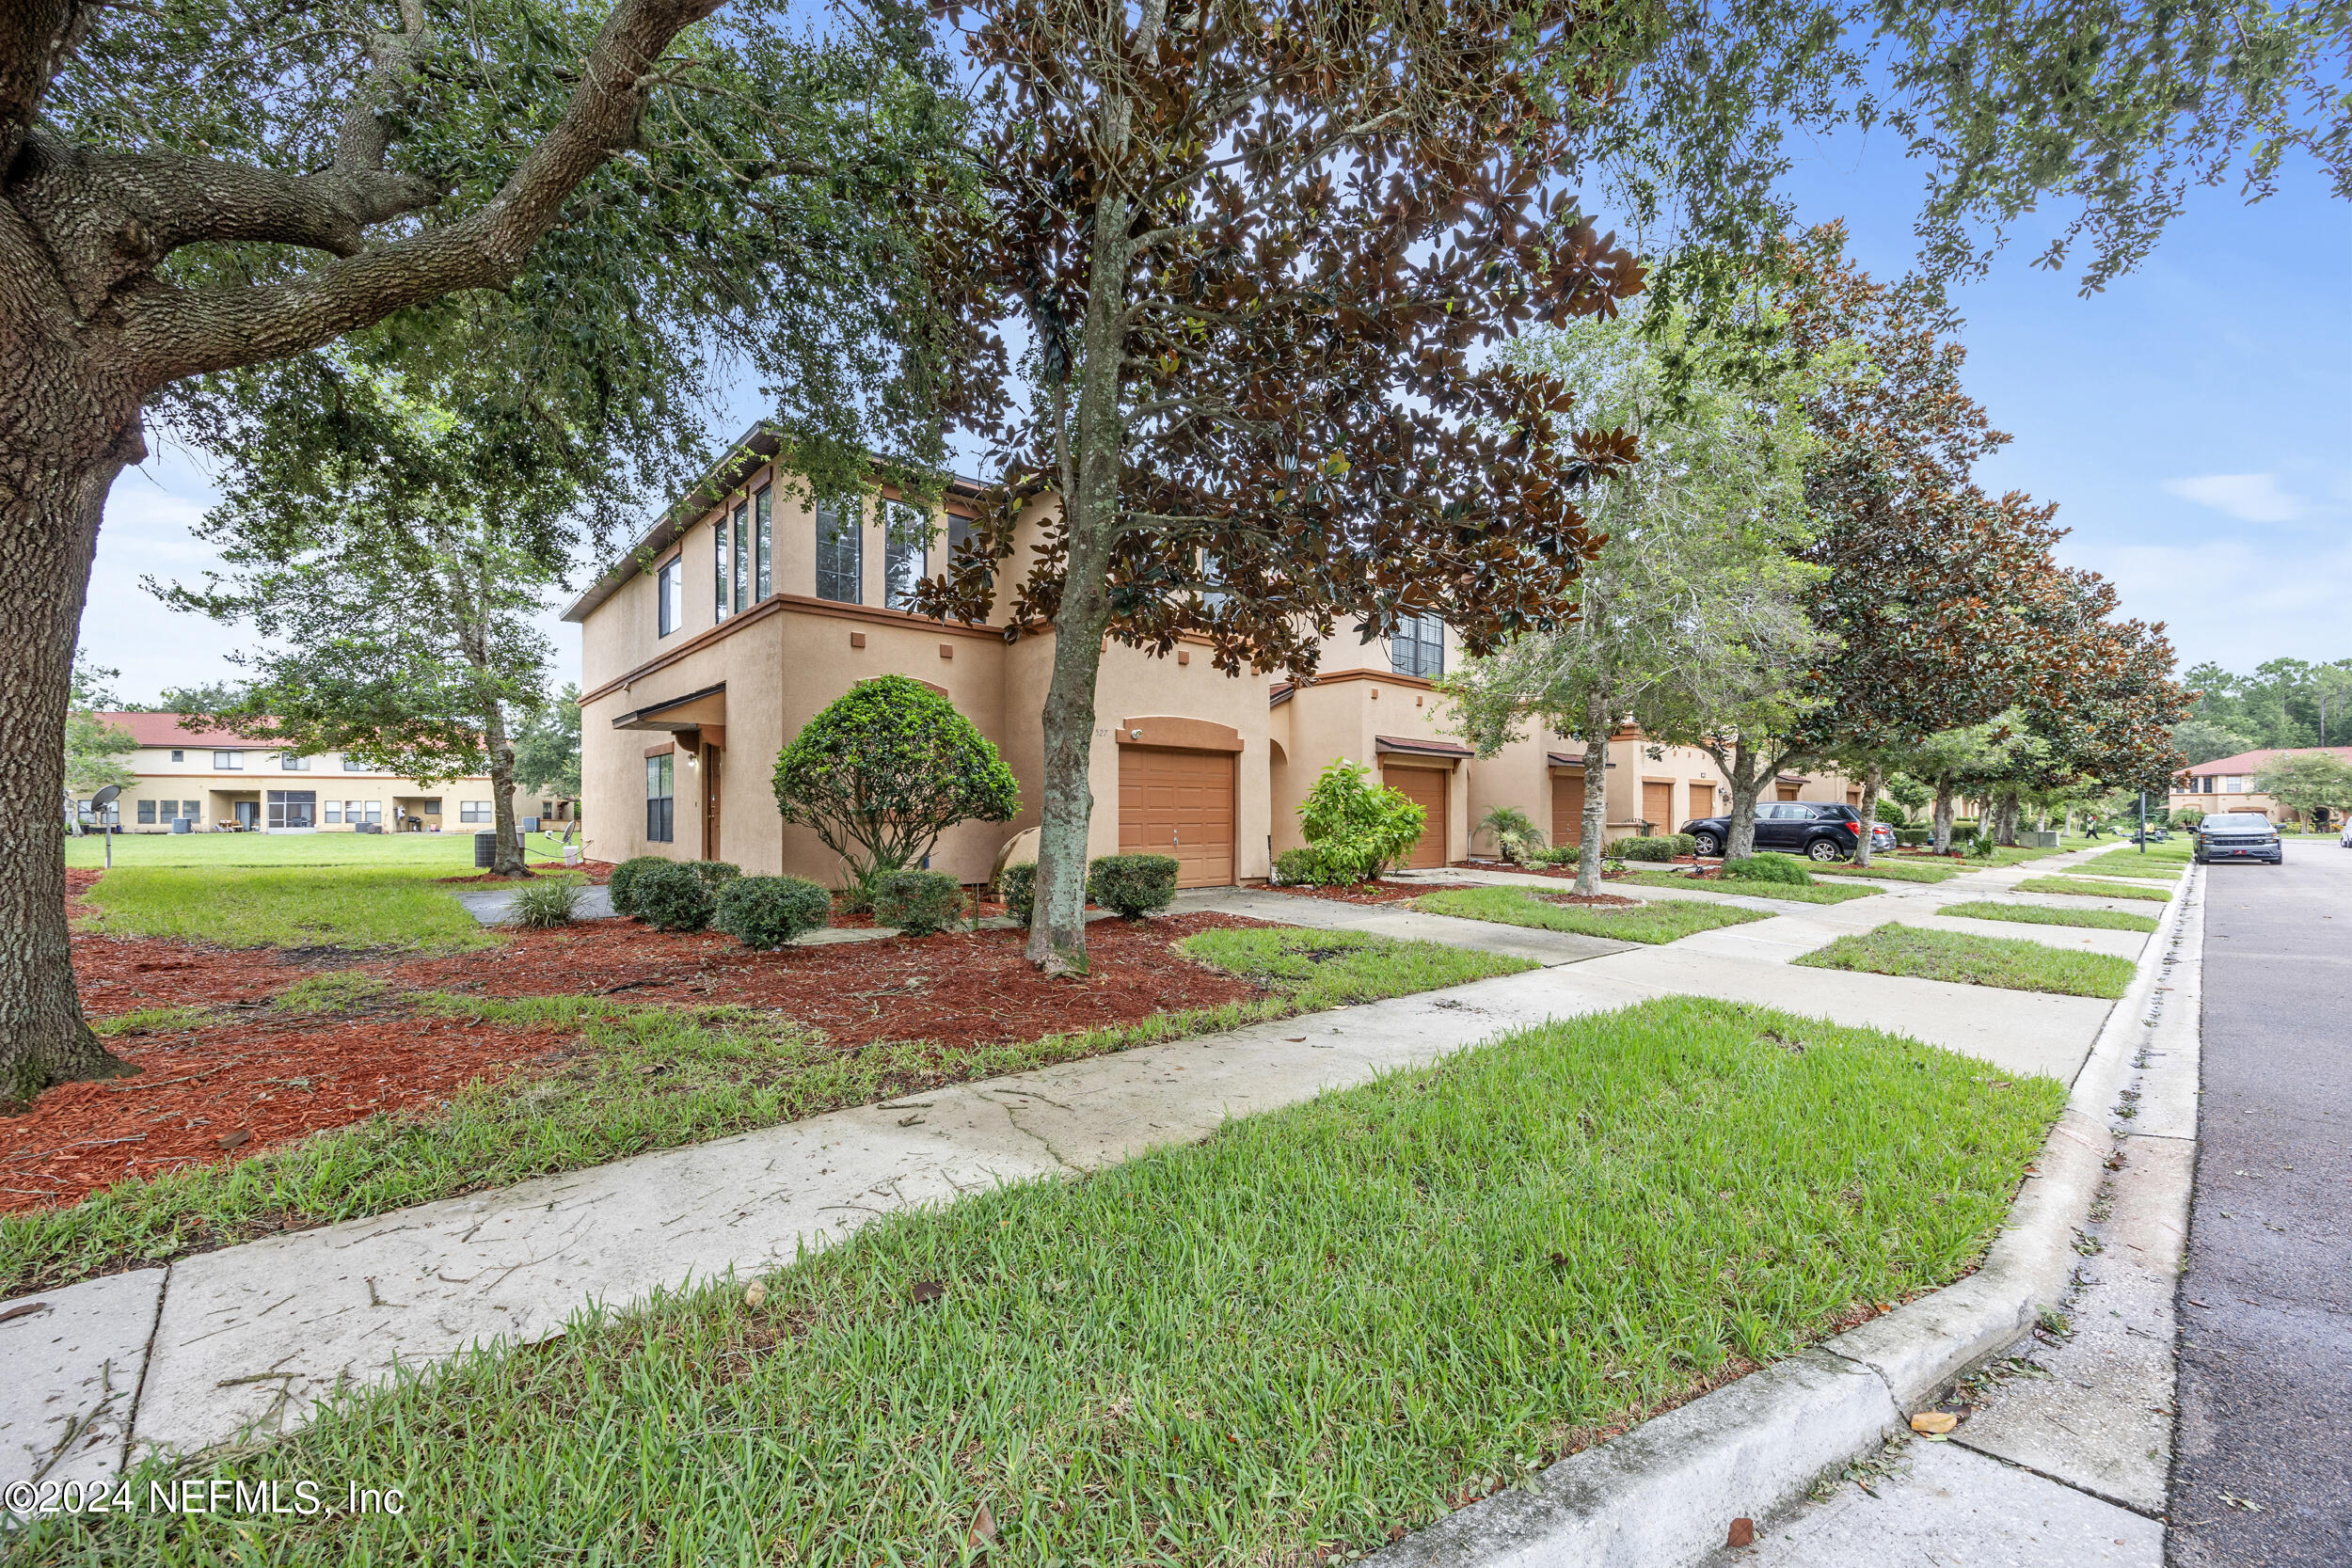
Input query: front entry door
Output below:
<box><xmin>702</xmin><ymin>744</ymin><xmax>723</xmax><ymax>862</ymax></box>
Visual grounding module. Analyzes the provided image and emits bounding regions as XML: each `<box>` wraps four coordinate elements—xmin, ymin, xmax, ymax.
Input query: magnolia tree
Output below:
<box><xmin>1438</xmin><ymin>309</ymin><xmax>1820</xmax><ymax>892</ymax></box>
<box><xmin>907</xmin><ymin>0</ymin><xmax>1645</xmax><ymax>973</ymax></box>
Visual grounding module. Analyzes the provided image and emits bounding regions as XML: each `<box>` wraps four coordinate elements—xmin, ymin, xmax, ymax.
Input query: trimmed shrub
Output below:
<box><xmin>871</xmin><ymin>869</ymin><xmax>966</xmax><ymax>936</ymax></box>
<box><xmin>631</xmin><ymin>862</ymin><xmax>716</xmax><ymax>932</ymax></box>
<box><xmin>1088</xmin><ymin>854</ymin><xmax>1179</xmax><ymax>918</ymax></box>
<box><xmin>691</xmin><ymin>861</ymin><xmax>742</xmax><ymax>891</ymax></box>
<box><xmin>1616</xmin><ymin>835</ymin><xmax>1685</xmax><ymax>863</ymax></box>
<box><xmin>1297</xmin><ymin>759</ymin><xmax>1425</xmax><ymax>879</ymax></box>
<box><xmin>996</xmin><ymin>863</ymin><xmax>1037</xmax><ymax>924</ymax></box>
<box><xmin>1722</xmin><ymin>851</ymin><xmax>1813</xmax><ymax>885</ymax></box>
<box><xmin>608</xmin><ymin>855</ymin><xmax>669</xmax><ymax>919</ymax></box>
<box><xmin>1533</xmin><ymin>843</ymin><xmax>1581</xmax><ymax>867</ymax></box>
<box><xmin>1896</xmin><ymin>827</ymin><xmax>1932</xmax><ymax>847</ymax></box>
<box><xmin>508</xmin><ymin>879</ymin><xmax>581</xmax><ymax>929</ymax></box>
<box><xmin>712</xmin><ymin>876</ymin><xmax>830</xmax><ymax>950</ymax></box>
<box><xmin>1274</xmin><ymin>845</ymin><xmax>1367</xmax><ymax>886</ymax></box>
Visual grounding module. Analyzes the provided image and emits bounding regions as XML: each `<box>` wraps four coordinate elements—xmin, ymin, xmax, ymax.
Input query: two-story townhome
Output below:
<box><xmin>2169</xmin><ymin>746</ymin><xmax>2352</xmax><ymax>830</ymax></box>
<box><xmin>81</xmin><ymin>713</ymin><xmax>516</xmax><ymax>833</ymax></box>
<box><xmin>566</xmin><ymin>426</ymin><xmax>1858</xmax><ymax>886</ymax></box>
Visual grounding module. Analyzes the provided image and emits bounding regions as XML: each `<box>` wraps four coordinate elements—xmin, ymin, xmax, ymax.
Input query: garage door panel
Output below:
<box><xmin>1383</xmin><ymin>766</ymin><xmax>1449</xmax><ymax>870</ymax></box>
<box><xmin>1643</xmin><ymin>780</ymin><xmax>1675</xmax><ymax>832</ymax></box>
<box><xmin>1551</xmin><ymin>773</ymin><xmax>1585</xmax><ymax>847</ymax></box>
<box><xmin>1118</xmin><ymin>748</ymin><xmax>1233</xmax><ymax>887</ymax></box>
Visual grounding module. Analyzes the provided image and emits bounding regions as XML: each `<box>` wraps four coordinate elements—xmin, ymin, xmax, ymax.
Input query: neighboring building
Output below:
<box><xmin>2169</xmin><ymin>746</ymin><xmax>2352</xmax><ymax>829</ymax></box>
<box><xmin>78</xmin><ymin>714</ymin><xmax>522</xmax><ymax>833</ymax></box>
<box><xmin>564</xmin><ymin>426</ymin><xmax>1857</xmax><ymax>888</ymax></box>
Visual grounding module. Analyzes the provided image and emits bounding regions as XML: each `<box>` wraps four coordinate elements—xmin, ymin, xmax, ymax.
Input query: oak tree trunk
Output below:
<box><xmin>484</xmin><ymin>700</ymin><xmax>531</xmax><ymax>878</ymax></box>
<box><xmin>1932</xmin><ymin>784</ymin><xmax>1957</xmax><ymax>851</ymax></box>
<box><xmin>1572</xmin><ymin>696</ymin><xmax>1613</xmax><ymax>896</ymax></box>
<box><xmin>1853</xmin><ymin>762</ymin><xmax>1883</xmax><ymax>866</ymax></box>
<box><xmin>0</xmin><ymin>405</ymin><xmax>142</xmax><ymax>1106</ymax></box>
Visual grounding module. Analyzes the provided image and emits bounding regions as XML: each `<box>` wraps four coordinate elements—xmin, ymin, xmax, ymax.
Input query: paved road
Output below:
<box><xmin>2171</xmin><ymin>840</ymin><xmax>2352</xmax><ymax>1564</ymax></box>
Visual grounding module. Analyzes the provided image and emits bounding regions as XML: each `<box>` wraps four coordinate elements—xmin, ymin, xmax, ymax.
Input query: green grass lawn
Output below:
<box><xmin>1413</xmin><ymin>884</ymin><xmax>1772</xmax><ymax>942</ymax></box>
<box><xmin>65</xmin><ymin>829</ymin><xmax>577</xmax><ymax>870</ymax></box>
<box><xmin>1617</xmin><ymin>868</ymin><xmax>1883</xmax><ymax>905</ymax></box>
<box><xmin>1815</xmin><ymin>858</ymin><xmax>1966</xmax><ymax>883</ymax></box>
<box><xmin>78</xmin><ymin>865</ymin><xmax>498</xmax><ymax>951</ymax></box>
<box><xmin>1796</xmin><ymin>923</ymin><xmax>2137</xmax><ymax>998</ymax></box>
<box><xmin>2068</xmin><ymin>852</ymin><xmax>2186</xmax><ymax>881</ymax></box>
<box><xmin>2014</xmin><ymin>876</ymin><xmax>2173</xmax><ymax>903</ymax></box>
<box><xmin>33</xmin><ymin>996</ymin><xmax>2061</xmax><ymax>1568</ymax></box>
<box><xmin>2</xmin><ymin>929</ymin><xmax>1529</xmax><ymax>1295</ymax></box>
<box><xmin>1935</xmin><ymin>901</ymin><xmax>2161</xmax><ymax>933</ymax></box>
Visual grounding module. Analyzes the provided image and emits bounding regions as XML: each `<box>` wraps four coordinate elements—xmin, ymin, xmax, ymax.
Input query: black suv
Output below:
<box><xmin>2193</xmin><ymin>812</ymin><xmax>2282</xmax><ymax>865</ymax></box>
<box><xmin>1679</xmin><ymin>802</ymin><xmax>1891</xmax><ymax>862</ymax></box>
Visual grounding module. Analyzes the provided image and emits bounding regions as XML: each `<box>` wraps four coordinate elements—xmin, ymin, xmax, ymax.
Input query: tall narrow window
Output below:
<box><xmin>713</xmin><ymin>518</ymin><xmax>733</xmax><ymax>622</ymax></box>
<box><xmin>644</xmin><ymin>752</ymin><xmax>675</xmax><ymax>842</ymax></box>
<box><xmin>754</xmin><ymin>486</ymin><xmax>772</xmax><ymax>601</ymax></box>
<box><xmin>816</xmin><ymin>499</ymin><xmax>862</xmax><ymax>604</ymax></box>
<box><xmin>882</xmin><ymin>499</ymin><xmax>928</xmax><ymax>610</ymax></box>
<box><xmin>657</xmin><ymin>554</ymin><xmax>683</xmax><ymax>637</ymax></box>
<box><xmin>732</xmin><ymin>500</ymin><xmax>750</xmax><ymax>611</ymax></box>
<box><xmin>1390</xmin><ymin>613</ymin><xmax>1444</xmax><ymax>678</ymax></box>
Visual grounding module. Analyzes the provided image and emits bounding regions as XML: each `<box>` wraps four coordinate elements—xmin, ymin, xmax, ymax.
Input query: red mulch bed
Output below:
<box><xmin>19</xmin><ymin>903</ymin><xmax>1273</xmax><ymax>1212</ymax></box>
<box><xmin>436</xmin><ymin>858</ymin><xmax>618</xmax><ymax>885</ymax></box>
<box><xmin>1258</xmin><ymin>880</ymin><xmax>1481</xmax><ymax>906</ymax></box>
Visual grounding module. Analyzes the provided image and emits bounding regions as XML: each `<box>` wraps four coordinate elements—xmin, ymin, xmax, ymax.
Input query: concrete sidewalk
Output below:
<box><xmin>3</xmin><ymin>856</ymin><xmax>2146</xmax><ymax>1497</ymax></box>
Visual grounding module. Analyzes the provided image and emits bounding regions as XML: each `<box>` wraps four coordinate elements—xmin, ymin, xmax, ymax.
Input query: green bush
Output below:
<box><xmin>711</xmin><ymin>875</ymin><xmax>830</xmax><ymax>950</ymax></box>
<box><xmin>1616</xmin><ymin>834</ymin><xmax>1694</xmax><ymax>863</ymax></box>
<box><xmin>2169</xmin><ymin>808</ymin><xmax>2206</xmax><ymax>830</ymax></box>
<box><xmin>996</xmin><ymin>863</ymin><xmax>1036</xmax><ymax>924</ymax></box>
<box><xmin>1896</xmin><ymin>827</ymin><xmax>1932</xmax><ymax>847</ymax></box>
<box><xmin>1533</xmin><ymin>844</ymin><xmax>1581</xmax><ymax>867</ymax></box>
<box><xmin>1274</xmin><ymin>845</ymin><xmax>1368</xmax><ymax>886</ymax></box>
<box><xmin>773</xmin><ymin>675</ymin><xmax>1020</xmax><ymax>892</ymax></box>
<box><xmin>691</xmin><ymin>861</ymin><xmax>742</xmax><ymax>891</ymax></box>
<box><xmin>1874</xmin><ymin>799</ymin><xmax>1910</xmax><ymax>826</ymax></box>
<box><xmin>630</xmin><ymin>862</ymin><xmax>716</xmax><ymax>932</ymax></box>
<box><xmin>1088</xmin><ymin>854</ymin><xmax>1179</xmax><ymax>918</ymax></box>
<box><xmin>1962</xmin><ymin>831</ymin><xmax>1998</xmax><ymax>859</ymax></box>
<box><xmin>508</xmin><ymin>879</ymin><xmax>581</xmax><ymax>929</ymax></box>
<box><xmin>1723</xmin><ymin>852</ymin><xmax>1813</xmax><ymax>885</ymax></box>
<box><xmin>870</xmin><ymin>869</ymin><xmax>966</xmax><ymax>936</ymax></box>
<box><xmin>1297</xmin><ymin>759</ymin><xmax>1425</xmax><ymax>879</ymax></box>
<box><xmin>608</xmin><ymin>855</ymin><xmax>669</xmax><ymax>919</ymax></box>
<box><xmin>1477</xmin><ymin>805</ymin><xmax>1545</xmax><ymax>863</ymax></box>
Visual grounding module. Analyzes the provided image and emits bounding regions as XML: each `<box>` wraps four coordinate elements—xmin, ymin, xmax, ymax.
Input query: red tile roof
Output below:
<box><xmin>2175</xmin><ymin>746</ymin><xmax>2352</xmax><ymax>779</ymax></box>
<box><xmin>90</xmin><ymin>712</ymin><xmax>278</xmax><ymax>749</ymax></box>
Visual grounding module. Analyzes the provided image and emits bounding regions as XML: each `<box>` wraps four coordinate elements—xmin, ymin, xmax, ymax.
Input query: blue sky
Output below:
<box><xmin>83</xmin><ymin>119</ymin><xmax>2350</xmax><ymax>704</ymax></box>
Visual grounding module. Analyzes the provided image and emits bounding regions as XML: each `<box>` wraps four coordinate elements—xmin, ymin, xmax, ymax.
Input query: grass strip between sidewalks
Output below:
<box><xmin>2014</xmin><ymin>876</ymin><xmax>2172</xmax><ymax>903</ymax></box>
<box><xmin>1412</xmin><ymin>884</ymin><xmax>1772</xmax><ymax>942</ymax></box>
<box><xmin>1813</xmin><ymin>858</ymin><xmax>1966</xmax><ymax>883</ymax></box>
<box><xmin>1796</xmin><ymin>923</ymin><xmax>2137</xmax><ymax>999</ymax></box>
<box><xmin>78</xmin><ymin>865</ymin><xmax>498</xmax><ymax>952</ymax></box>
<box><xmin>2066</xmin><ymin>853</ymin><xmax>2185</xmax><ymax>882</ymax></box>
<box><xmin>1</xmin><ymin>929</ymin><xmax>1527</xmax><ymax>1295</ymax></box>
<box><xmin>32</xmin><ymin>997</ymin><xmax>2063</xmax><ymax>1568</ymax></box>
<box><xmin>1616</xmin><ymin>869</ymin><xmax>1883</xmax><ymax>905</ymax></box>
<box><xmin>1935</xmin><ymin>902</ymin><xmax>2160</xmax><ymax>933</ymax></box>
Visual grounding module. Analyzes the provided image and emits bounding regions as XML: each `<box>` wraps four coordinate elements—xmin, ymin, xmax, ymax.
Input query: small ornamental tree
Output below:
<box><xmin>2251</xmin><ymin>753</ymin><xmax>2352</xmax><ymax>826</ymax></box>
<box><xmin>1297</xmin><ymin>761</ymin><xmax>1427</xmax><ymax>883</ymax></box>
<box><xmin>773</xmin><ymin>676</ymin><xmax>1020</xmax><ymax>892</ymax></box>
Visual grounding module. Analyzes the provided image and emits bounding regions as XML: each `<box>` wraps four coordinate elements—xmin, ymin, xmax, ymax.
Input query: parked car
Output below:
<box><xmin>1681</xmin><ymin>802</ymin><xmax>1886</xmax><ymax>862</ymax></box>
<box><xmin>2193</xmin><ymin>812</ymin><xmax>2281</xmax><ymax>865</ymax></box>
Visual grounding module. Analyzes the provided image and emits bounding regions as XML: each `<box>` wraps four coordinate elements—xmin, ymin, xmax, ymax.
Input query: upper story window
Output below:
<box><xmin>754</xmin><ymin>485</ymin><xmax>773</xmax><ymax>603</ymax></box>
<box><xmin>342</xmin><ymin>756</ymin><xmax>369</xmax><ymax>772</ymax></box>
<box><xmin>882</xmin><ymin>499</ymin><xmax>929</xmax><ymax>610</ymax></box>
<box><xmin>280</xmin><ymin>752</ymin><xmax>310</xmax><ymax>770</ymax></box>
<box><xmin>712</xmin><ymin>514</ymin><xmax>735</xmax><ymax>623</ymax></box>
<box><xmin>169</xmin><ymin>749</ymin><xmax>184</xmax><ymax>762</ymax></box>
<box><xmin>213</xmin><ymin>751</ymin><xmax>243</xmax><ymax>770</ymax></box>
<box><xmin>816</xmin><ymin>499</ymin><xmax>862</xmax><ymax>605</ymax></box>
<box><xmin>2219</xmin><ymin>775</ymin><xmax>2247</xmax><ymax>793</ymax></box>
<box><xmin>1390</xmin><ymin>612</ymin><xmax>1444</xmax><ymax>678</ymax></box>
<box><xmin>657</xmin><ymin>553</ymin><xmax>684</xmax><ymax>637</ymax></box>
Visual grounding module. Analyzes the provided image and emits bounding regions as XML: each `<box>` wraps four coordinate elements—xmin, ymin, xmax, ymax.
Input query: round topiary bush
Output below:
<box><xmin>691</xmin><ymin>861</ymin><xmax>742</xmax><ymax>891</ymax></box>
<box><xmin>870</xmin><ymin>869</ymin><xmax>966</xmax><ymax>936</ymax></box>
<box><xmin>1722</xmin><ymin>851</ymin><xmax>1813</xmax><ymax>885</ymax></box>
<box><xmin>608</xmin><ymin>855</ymin><xmax>670</xmax><ymax>919</ymax></box>
<box><xmin>631</xmin><ymin>861</ymin><xmax>716</xmax><ymax>932</ymax></box>
<box><xmin>996</xmin><ymin>863</ymin><xmax>1036</xmax><ymax>924</ymax></box>
<box><xmin>712</xmin><ymin>876</ymin><xmax>831</xmax><ymax>950</ymax></box>
<box><xmin>1087</xmin><ymin>853</ymin><xmax>1179</xmax><ymax>918</ymax></box>
<box><xmin>1616</xmin><ymin>835</ymin><xmax>1681</xmax><ymax>863</ymax></box>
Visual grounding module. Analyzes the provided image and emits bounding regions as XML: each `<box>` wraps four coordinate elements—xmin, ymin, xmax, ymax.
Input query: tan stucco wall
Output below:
<box><xmin>87</xmin><ymin>746</ymin><xmax>500</xmax><ymax>833</ymax></box>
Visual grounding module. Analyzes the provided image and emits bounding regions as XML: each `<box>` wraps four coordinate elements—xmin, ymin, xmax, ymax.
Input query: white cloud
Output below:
<box><xmin>2075</xmin><ymin>536</ymin><xmax>2352</xmax><ymax>669</ymax></box>
<box><xmin>2160</xmin><ymin>472</ymin><xmax>2311</xmax><ymax>524</ymax></box>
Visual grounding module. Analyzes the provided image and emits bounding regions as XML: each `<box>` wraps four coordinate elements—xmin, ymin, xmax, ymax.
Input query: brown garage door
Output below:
<box><xmin>1118</xmin><ymin>747</ymin><xmax>1234</xmax><ymax>887</ymax></box>
<box><xmin>1551</xmin><ymin>772</ymin><xmax>1585</xmax><ymax>847</ymax></box>
<box><xmin>1642</xmin><ymin>780</ymin><xmax>1676</xmax><ymax>833</ymax></box>
<box><xmin>1382</xmin><ymin>766</ymin><xmax>1449</xmax><ymax>869</ymax></box>
<box><xmin>1777</xmin><ymin>782</ymin><xmax>1803</xmax><ymax>802</ymax></box>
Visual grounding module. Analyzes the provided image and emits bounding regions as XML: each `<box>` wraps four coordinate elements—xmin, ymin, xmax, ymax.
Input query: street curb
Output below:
<box><xmin>1369</xmin><ymin>860</ymin><xmax>2199</xmax><ymax>1568</ymax></box>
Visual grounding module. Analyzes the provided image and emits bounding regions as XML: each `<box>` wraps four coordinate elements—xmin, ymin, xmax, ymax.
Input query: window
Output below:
<box><xmin>137</xmin><ymin>800</ymin><xmax>157</xmax><ymax>824</ymax></box>
<box><xmin>713</xmin><ymin>515</ymin><xmax>734</xmax><ymax>623</ymax></box>
<box><xmin>343</xmin><ymin>756</ymin><xmax>368</xmax><ymax>771</ymax></box>
<box><xmin>2219</xmin><ymin>775</ymin><xmax>2246</xmax><ymax>794</ymax></box>
<box><xmin>732</xmin><ymin>500</ymin><xmax>751</xmax><ymax>612</ymax></box>
<box><xmin>324</xmin><ymin>801</ymin><xmax>342</xmax><ymax>823</ymax></box>
<box><xmin>214</xmin><ymin>751</ymin><xmax>243</xmax><ymax>769</ymax></box>
<box><xmin>363</xmin><ymin>800</ymin><xmax>383</xmax><ymax>825</ymax></box>
<box><xmin>1390</xmin><ymin>612</ymin><xmax>1444</xmax><ymax>678</ymax></box>
<box><xmin>264</xmin><ymin>790</ymin><xmax>316</xmax><ymax>830</ymax></box>
<box><xmin>280</xmin><ymin>752</ymin><xmax>310</xmax><ymax>770</ymax></box>
<box><xmin>657</xmin><ymin>554</ymin><xmax>684</xmax><ymax>637</ymax></box>
<box><xmin>458</xmin><ymin>800</ymin><xmax>493</xmax><ymax>823</ymax></box>
<box><xmin>645</xmin><ymin>752</ymin><xmax>675</xmax><ymax>842</ymax></box>
<box><xmin>169</xmin><ymin>750</ymin><xmax>184</xmax><ymax>762</ymax></box>
<box><xmin>754</xmin><ymin>485</ymin><xmax>773</xmax><ymax>602</ymax></box>
<box><xmin>882</xmin><ymin>499</ymin><xmax>928</xmax><ymax>610</ymax></box>
<box><xmin>816</xmin><ymin>499</ymin><xmax>862</xmax><ymax>604</ymax></box>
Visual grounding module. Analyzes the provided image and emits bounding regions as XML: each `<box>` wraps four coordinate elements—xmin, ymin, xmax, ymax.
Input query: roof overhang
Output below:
<box><xmin>612</xmin><ymin>684</ymin><xmax>726</xmax><ymax>732</ymax></box>
<box><xmin>1376</xmin><ymin>735</ymin><xmax>1473</xmax><ymax>760</ymax></box>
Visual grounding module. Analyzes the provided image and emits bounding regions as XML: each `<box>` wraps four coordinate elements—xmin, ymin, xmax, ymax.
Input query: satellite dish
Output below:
<box><xmin>92</xmin><ymin>784</ymin><xmax>121</xmax><ymax>806</ymax></box>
